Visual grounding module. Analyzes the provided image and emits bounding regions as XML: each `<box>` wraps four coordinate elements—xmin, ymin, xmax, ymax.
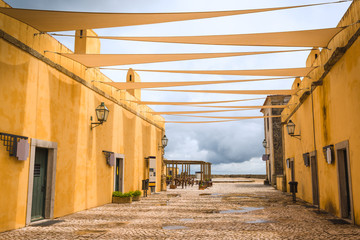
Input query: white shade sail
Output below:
<box><xmin>0</xmin><ymin>1</ymin><xmax>347</xmax><ymax>32</ymax></box>
<box><xmin>165</xmin><ymin>115</ymin><xmax>281</xmax><ymax>119</ymax></box>
<box><xmin>150</xmin><ymin>109</ymin><xmax>250</xmax><ymax>115</ymax></box>
<box><xmin>128</xmin><ymin>97</ymin><xmax>265</xmax><ymax>105</ymax></box>
<box><xmin>103</xmin><ymin>77</ymin><xmax>292</xmax><ymax>90</ymax></box>
<box><xmin>149</xmin><ymin>89</ymin><xmax>297</xmax><ymax>95</ymax></box>
<box><xmin>60</xmin><ymin>50</ymin><xmax>308</xmax><ymax>67</ymax></box>
<box><xmin>158</xmin><ymin>115</ymin><xmax>281</xmax><ymax>123</ymax></box>
<box><xmin>161</xmin><ymin>120</ymin><xmax>236</xmax><ymax>124</ymax></box>
<box><xmin>192</xmin><ymin>105</ymin><xmax>287</xmax><ymax>109</ymax></box>
<box><xmin>102</xmin><ymin>67</ymin><xmax>316</xmax><ymax>77</ymax></box>
<box><xmin>75</xmin><ymin>27</ymin><xmax>343</xmax><ymax>48</ymax></box>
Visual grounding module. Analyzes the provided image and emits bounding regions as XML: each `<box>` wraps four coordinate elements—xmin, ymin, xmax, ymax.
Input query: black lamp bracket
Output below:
<box><xmin>290</xmin><ymin>129</ymin><xmax>301</xmax><ymax>139</ymax></box>
<box><xmin>90</xmin><ymin>116</ymin><xmax>103</xmax><ymax>130</ymax></box>
<box><xmin>290</xmin><ymin>134</ymin><xmax>301</xmax><ymax>140</ymax></box>
<box><xmin>0</xmin><ymin>132</ymin><xmax>28</xmax><ymax>157</ymax></box>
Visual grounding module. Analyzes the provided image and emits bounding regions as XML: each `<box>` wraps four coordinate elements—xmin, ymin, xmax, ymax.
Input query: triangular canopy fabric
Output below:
<box><xmin>149</xmin><ymin>89</ymin><xmax>297</xmax><ymax>95</ymax></box>
<box><xmin>192</xmin><ymin>105</ymin><xmax>287</xmax><ymax>109</ymax></box>
<box><xmin>0</xmin><ymin>2</ymin><xmax>347</xmax><ymax>32</ymax></box>
<box><xmin>60</xmin><ymin>50</ymin><xmax>308</xmax><ymax>67</ymax></box>
<box><xmin>61</xmin><ymin>28</ymin><xmax>343</xmax><ymax>48</ymax></box>
<box><xmin>150</xmin><ymin>109</ymin><xmax>250</xmax><ymax>115</ymax></box>
<box><xmin>161</xmin><ymin>120</ymin><xmax>236</xmax><ymax>124</ymax></box>
<box><xmin>104</xmin><ymin>77</ymin><xmax>291</xmax><ymax>90</ymax></box>
<box><xmin>102</xmin><ymin>67</ymin><xmax>315</xmax><ymax>77</ymax></box>
<box><xmin>158</xmin><ymin>115</ymin><xmax>281</xmax><ymax>123</ymax></box>
<box><xmin>166</xmin><ymin>115</ymin><xmax>281</xmax><ymax>119</ymax></box>
<box><xmin>129</xmin><ymin>97</ymin><xmax>265</xmax><ymax>105</ymax></box>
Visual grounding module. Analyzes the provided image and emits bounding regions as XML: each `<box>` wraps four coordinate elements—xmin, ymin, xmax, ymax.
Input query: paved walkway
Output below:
<box><xmin>1</xmin><ymin>179</ymin><xmax>360</xmax><ymax>239</ymax></box>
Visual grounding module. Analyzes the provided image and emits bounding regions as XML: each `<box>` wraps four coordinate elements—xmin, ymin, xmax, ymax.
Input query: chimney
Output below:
<box><xmin>74</xmin><ymin>29</ymin><xmax>100</xmax><ymax>54</ymax></box>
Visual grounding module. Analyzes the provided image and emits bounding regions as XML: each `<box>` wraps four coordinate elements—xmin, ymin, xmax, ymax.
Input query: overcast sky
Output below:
<box><xmin>5</xmin><ymin>0</ymin><xmax>351</xmax><ymax>174</ymax></box>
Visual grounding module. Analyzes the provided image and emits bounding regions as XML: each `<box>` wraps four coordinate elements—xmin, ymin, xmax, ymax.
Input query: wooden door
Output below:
<box><xmin>31</xmin><ymin>148</ymin><xmax>48</xmax><ymax>221</ymax></box>
<box><xmin>311</xmin><ymin>155</ymin><xmax>319</xmax><ymax>206</ymax></box>
<box><xmin>115</xmin><ymin>158</ymin><xmax>123</xmax><ymax>192</ymax></box>
<box><xmin>115</xmin><ymin>158</ymin><xmax>120</xmax><ymax>191</ymax></box>
<box><xmin>337</xmin><ymin>149</ymin><xmax>352</xmax><ymax>219</ymax></box>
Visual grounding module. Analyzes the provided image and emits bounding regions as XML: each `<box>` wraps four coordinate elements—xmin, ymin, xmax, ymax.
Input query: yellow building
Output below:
<box><xmin>0</xmin><ymin>0</ymin><xmax>165</xmax><ymax>232</ymax></box>
<box><xmin>281</xmin><ymin>1</ymin><xmax>360</xmax><ymax>225</ymax></box>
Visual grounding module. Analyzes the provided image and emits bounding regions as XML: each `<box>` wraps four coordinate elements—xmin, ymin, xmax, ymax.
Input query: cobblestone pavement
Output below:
<box><xmin>1</xmin><ymin>179</ymin><xmax>360</xmax><ymax>240</ymax></box>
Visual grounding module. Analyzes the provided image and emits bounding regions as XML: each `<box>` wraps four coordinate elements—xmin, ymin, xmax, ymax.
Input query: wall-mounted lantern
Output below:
<box><xmin>91</xmin><ymin>102</ymin><xmax>109</xmax><ymax>130</ymax></box>
<box><xmin>286</xmin><ymin>120</ymin><xmax>301</xmax><ymax>139</ymax></box>
<box><xmin>323</xmin><ymin>145</ymin><xmax>334</xmax><ymax>164</ymax></box>
<box><xmin>158</xmin><ymin>135</ymin><xmax>168</xmax><ymax>153</ymax></box>
<box><xmin>262</xmin><ymin>139</ymin><xmax>268</xmax><ymax>148</ymax></box>
<box><xmin>161</xmin><ymin>135</ymin><xmax>168</xmax><ymax>148</ymax></box>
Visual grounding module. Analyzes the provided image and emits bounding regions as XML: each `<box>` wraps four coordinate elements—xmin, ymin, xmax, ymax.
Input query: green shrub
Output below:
<box><xmin>112</xmin><ymin>191</ymin><xmax>132</xmax><ymax>198</ymax></box>
<box><xmin>131</xmin><ymin>190</ymin><xmax>142</xmax><ymax>196</ymax></box>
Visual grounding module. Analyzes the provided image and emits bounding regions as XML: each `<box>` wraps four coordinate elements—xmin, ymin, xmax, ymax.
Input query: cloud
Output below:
<box><xmin>211</xmin><ymin>157</ymin><xmax>266</xmax><ymax>174</ymax></box>
<box><xmin>165</xmin><ymin>136</ymin><xmax>208</xmax><ymax>161</ymax></box>
<box><xmin>165</xmin><ymin>119</ymin><xmax>264</xmax><ymax>165</ymax></box>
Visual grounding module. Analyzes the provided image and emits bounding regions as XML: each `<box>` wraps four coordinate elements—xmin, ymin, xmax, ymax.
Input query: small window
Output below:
<box><xmin>297</xmin><ymin>83</ymin><xmax>300</xmax><ymax>87</ymax></box>
<box><xmin>315</xmin><ymin>54</ymin><xmax>318</xmax><ymax>59</ymax></box>
<box><xmin>129</xmin><ymin>75</ymin><xmax>132</xmax><ymax>82</ymax></box>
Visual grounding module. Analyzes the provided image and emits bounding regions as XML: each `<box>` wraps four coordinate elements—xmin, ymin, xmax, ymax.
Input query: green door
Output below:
<box><xmin>115</xmin><ymin>158</ymin><xmax>120</xmax><ymax>191</ymax></box>
<box><xmin>31</xmin><ymin>148</ymin><xmax>48</xmax><ymax>221</ymax></box>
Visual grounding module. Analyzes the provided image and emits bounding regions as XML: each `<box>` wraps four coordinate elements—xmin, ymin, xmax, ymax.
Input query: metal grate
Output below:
<box><xmin>34</xmin><ymin>164</ymin><xmax>41</xmax><ymax>177</ymax></box>
<box><xmin>0</xmin><ymin>132</ymin><xmax>28</xmax><ymax>156</ymax></box>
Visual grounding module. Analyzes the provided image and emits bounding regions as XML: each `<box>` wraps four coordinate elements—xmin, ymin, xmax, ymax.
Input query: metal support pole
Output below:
<box><xmin>205</xmin><ymin>164</ymin><xmax>208</xmax><ymax>181</ymax></box>
<box><xmin>204</xmin><ymin>164</ymin><xmax>206</xmax><ymax>182</ymax></box>
<box><xmin>208</xmin><ymin>164</ymin><xmax>209</xmax><ymax>180</ymax></box>
<box><xmin>172</xmin><ymin>162</ymin><xmax>174</xmax><ymax>184</ymax></box>
<box><xmin>209</xmin><ymin>164</ymin><xmax>211</xmax><ymax>179</ymax></box>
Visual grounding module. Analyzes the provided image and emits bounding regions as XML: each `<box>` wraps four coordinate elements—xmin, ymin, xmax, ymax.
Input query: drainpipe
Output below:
<box><xmin>311</xmin><ymin>84</ymin><xmax>317</xmax><ymax>154</ymax></box>
<box><xmin>310</xmin><ymin>83</ymin><xmax>320</xmax><ymax>211</ymax></box>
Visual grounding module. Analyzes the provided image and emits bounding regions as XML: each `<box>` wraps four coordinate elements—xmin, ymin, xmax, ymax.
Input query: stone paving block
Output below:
<box><xmin>0</xmin><ymin>179</ymin><xmax>359</xmax><ymax>239</ymax></box>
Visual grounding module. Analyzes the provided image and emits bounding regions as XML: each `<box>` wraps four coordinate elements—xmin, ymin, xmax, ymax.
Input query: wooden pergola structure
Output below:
<box><xmin>164</xmin><ymin>160</ymin><xmax>212</xmax><ymax>184</ymax></box>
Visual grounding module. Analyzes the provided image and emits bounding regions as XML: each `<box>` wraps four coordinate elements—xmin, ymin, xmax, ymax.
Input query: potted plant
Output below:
<box><xmin>199</xmin><ymin>182</ymin><xmax>206</xmax><ymax>190</ymax></box>
<box><xmin>112</xmin><ymin>191</ymin><xmax>132</xmax><ymax>203</ymax></box>
<box><xmin>130</xmin><ymin>190</ymin><xmax>142</xmax><ymax>201</ymax></box>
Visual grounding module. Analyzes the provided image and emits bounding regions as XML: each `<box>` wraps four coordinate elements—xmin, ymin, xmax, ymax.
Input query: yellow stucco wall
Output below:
<box><xmin>0</xmin><ymin>1</ymin><xmax>165</xmax><ymax>232</ymax></box>
<box><xmin>276</xmin><ymin>175</ymin><xmax>286</xmax><ymax>192</ymax></box>
<box><xmin>282</xmin><ymin>0</ymin><xmax>360</xmax><ymax>224</ymax></box>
